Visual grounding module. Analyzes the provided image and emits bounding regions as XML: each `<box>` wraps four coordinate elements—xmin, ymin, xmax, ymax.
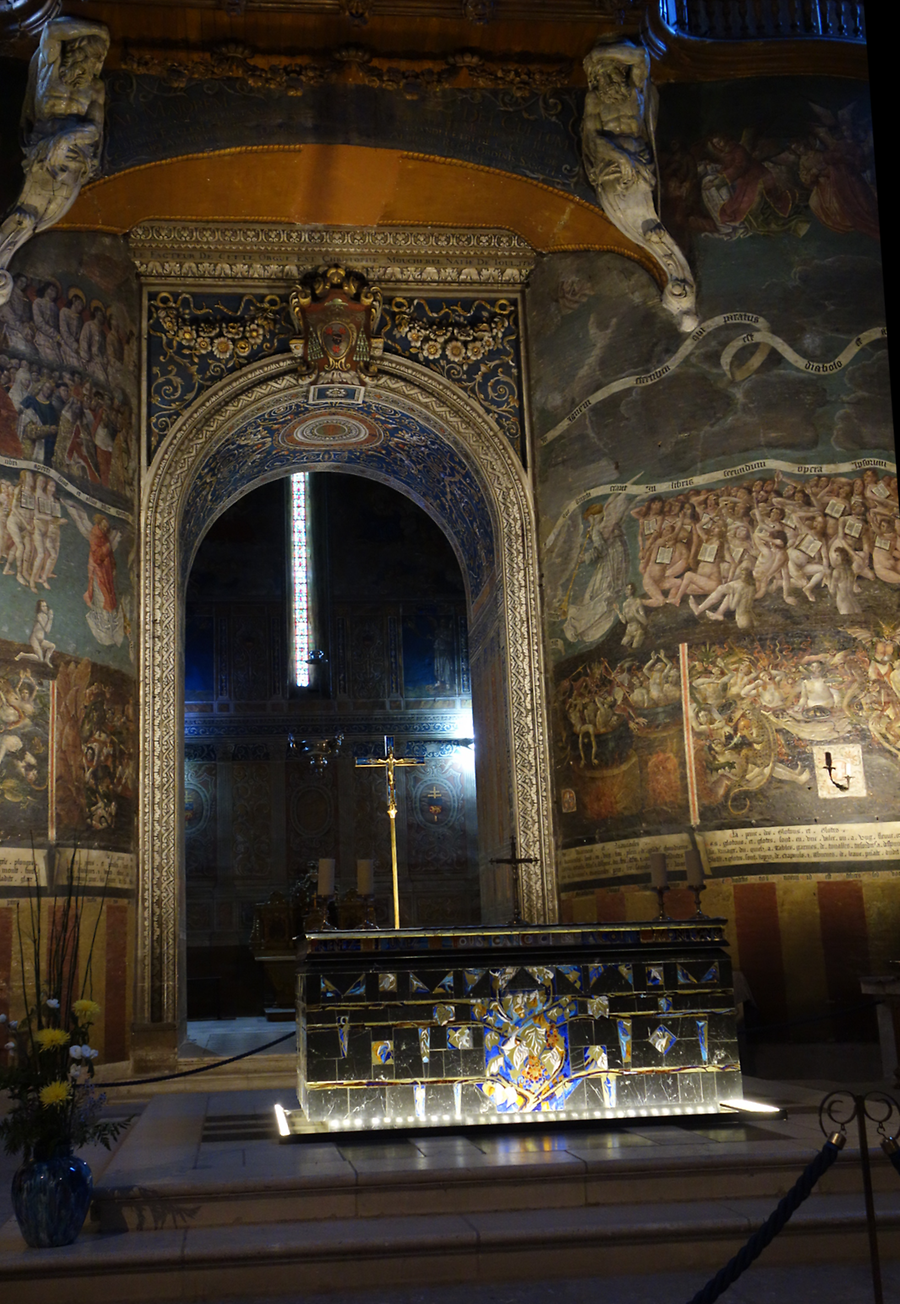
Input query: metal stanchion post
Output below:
<box><xmin>820</xmin><ymin>1089</ymin><xmax>900</xmax><ymax>1304</ymax></box>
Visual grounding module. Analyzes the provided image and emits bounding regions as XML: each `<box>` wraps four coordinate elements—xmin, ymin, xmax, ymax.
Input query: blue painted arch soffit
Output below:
<box><xmin>178</xmin><ymin>394</ymin><xmax>498</xmax><ymax>606</ymax></box>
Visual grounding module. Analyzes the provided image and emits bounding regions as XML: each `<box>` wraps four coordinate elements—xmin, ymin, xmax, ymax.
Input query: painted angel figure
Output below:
<box><xmin>551</xmin><ymin>496</ymin><xmax>631</xmax><ymax>652</ymax></box>
<box><xmin>65</xmin><ymin>501</ymin><xmax>125</xmax><ymax>647</ymax></box>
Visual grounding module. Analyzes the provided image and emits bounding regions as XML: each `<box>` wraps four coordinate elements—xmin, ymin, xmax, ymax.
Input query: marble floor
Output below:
<box><xmin>2</xmin><ymin>1073</ymin><xmax>899</xmax><ymax>1303</ymax></box>
<box><xmin>182</xmin><ymin>1017</ymin><xmax>296</xmax><ymax>1059</ymax></box>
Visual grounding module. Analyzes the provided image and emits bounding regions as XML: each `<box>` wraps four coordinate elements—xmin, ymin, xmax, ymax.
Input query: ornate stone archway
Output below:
<box><xmin>137</xmin><ymin>350</ymin><xmax>554</xmax><ymax>1039</ymax></box>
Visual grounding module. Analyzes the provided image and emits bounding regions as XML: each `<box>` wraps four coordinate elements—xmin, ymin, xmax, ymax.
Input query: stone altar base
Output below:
<box><xmin>296</xmin><ymin>921</ymin><xmax>741</xmax><ymax>1130</ymax></box>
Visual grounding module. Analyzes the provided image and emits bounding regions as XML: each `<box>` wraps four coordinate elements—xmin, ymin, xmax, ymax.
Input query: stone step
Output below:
<box><xmin>95</xmin><ymin>1055</ymin><xmax>297</xmax><ymax>1097</ymax></box>
<box><xmin>82</xmin><ymin>1090</ymin><xmax>900</xmax><ymax>1235</ymax></box>
<box><xmin>87</xmin><ymin>1135</ymin><xmax>898</xmax><ymax>1235</ymax></box>
<box><xmin>2</xmin><ymin>1191</ymin><xmax>899</xmax><ymax>1304</ymax></box>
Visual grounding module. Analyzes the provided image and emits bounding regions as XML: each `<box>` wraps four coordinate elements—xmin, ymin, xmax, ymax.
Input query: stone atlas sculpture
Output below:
<box><xmin>0</xmin><ymin>17</ymin><xmax>109</xmax><ymax>307</ymax></box>
<box><xmin>581</xmin><ymin>39</ymin><xmax>698</xmax><ymax>332</ymax></box>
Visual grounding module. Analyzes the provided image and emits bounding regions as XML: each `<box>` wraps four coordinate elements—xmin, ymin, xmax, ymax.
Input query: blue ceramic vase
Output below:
<box><xmin>11</xmin><ymin>1150</ymin><xmax>93</xmax><ymax>1248</ymax></box>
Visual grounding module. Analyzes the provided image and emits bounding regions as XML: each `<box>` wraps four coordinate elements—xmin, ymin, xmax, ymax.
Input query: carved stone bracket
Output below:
<box><xmin>128</xmin><ymin>223</ymin><xmax>536</xmax><ymax>290</ymax></box>
<box><xmin>0</xmin><ymin>17</ymin><xmax>109</xmax><ymax>307</ymax></box>
<box><xmin>581</xmin><ymin>39</ymin><xmax>698</xmax><ymax>332</ymax></box>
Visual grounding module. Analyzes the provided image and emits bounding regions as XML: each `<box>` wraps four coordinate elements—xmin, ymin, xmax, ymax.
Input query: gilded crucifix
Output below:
<box><xmin>355</xmin><ymin>735</ymin><xmax>424</xmax><ymax>929</ymax></box>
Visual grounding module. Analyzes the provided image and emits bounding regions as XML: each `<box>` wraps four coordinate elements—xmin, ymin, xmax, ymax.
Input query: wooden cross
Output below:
<box><xmin>355</xmin><ymin>736</ymin><xmax>424</xmax><ymax>929</ymax></box>
<box><xmin>489</xmin><ymin>836</ymin><xmax>538</xmax><ymax>926</ymax></box>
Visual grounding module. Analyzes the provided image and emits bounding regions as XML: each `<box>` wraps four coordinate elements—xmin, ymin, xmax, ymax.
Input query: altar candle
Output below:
<box><xmin>684</xmin><ymin>849</ymin><xmax>704</xmax><ymax>888</ymax></box>
<box><xmin>357</xmin><ymin>859</ymin><xmax>374</xmax><ymax>897</ymax></box>
<box><xmin>317</xmin><ymin>858</ymin><xmax>335</xmax><ymax>897</ymax></box>
<box><xmin>648</xmin><ymin>851</ymin><xmax>668</xmax><ymax>889</ymax></box>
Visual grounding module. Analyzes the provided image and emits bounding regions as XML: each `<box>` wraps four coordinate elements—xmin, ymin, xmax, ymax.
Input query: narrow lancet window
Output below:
<box><xmin>290</xmin><ymin>473</ymin><xmax>311</xmax><ymax>687</ymax></box>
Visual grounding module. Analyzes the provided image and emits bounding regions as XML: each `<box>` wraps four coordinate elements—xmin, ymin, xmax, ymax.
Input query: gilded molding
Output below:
<box><xmin>139</xmin><ymin>349</ymin><xmax>554</xmax><ymax>1026</ymax></box>
<box><xmin>128</xmin><ymin>223</ymin><xmax>536</xmax><ymax>290</ymax></box>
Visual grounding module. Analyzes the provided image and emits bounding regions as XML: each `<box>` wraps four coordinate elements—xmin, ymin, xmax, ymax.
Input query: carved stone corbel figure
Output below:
<box><xmin>0</xmin><ymin>17</ymin><xmax>109</xmax><ymax>307</ymax></box>
<box><xmin>289</xmin><ymin>265</ymin><xmax>384</xmax><ymax>384</ymax></box>
<box><xmin>581</xmin><ymin>40</ymin><xmax>698</xmax><ymax>333</ymax></box>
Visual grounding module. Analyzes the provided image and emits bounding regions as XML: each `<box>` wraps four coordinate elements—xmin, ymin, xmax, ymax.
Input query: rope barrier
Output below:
<box><xmin>97</xmin><ymin>1030</ymin><xmax>295</xmax><ymax>1088</ymax></box>
<box><xmin>684</xmin><ymin>1134</ymin><xmax>845</xmax><ymax>1304</ymax></box>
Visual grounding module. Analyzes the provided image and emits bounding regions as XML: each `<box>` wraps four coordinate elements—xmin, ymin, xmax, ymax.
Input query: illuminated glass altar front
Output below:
<box><xmin>296</xmin><ymin>921</ymin><xmax>742</xmax><ymax>1129</ymax></box>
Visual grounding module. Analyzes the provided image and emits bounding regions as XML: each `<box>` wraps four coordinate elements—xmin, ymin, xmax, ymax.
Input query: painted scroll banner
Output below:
<box><xmin>702</xmin><ymin>823</ymin><xmax>900</xmax><ymax>868</ymax></box>
<box><xmin>559</xmin><ymin>822</ymin><xmax>900</xmax><ymax>888</ymax></box>
<box><xmin>0</xmin><ymin>848</ymin><xmax>49</xmax><ymax>888</ymax></box>
<box><xmin>53</xmin><ymin>849</ymin><xmax>137</xmax><ymax>892</ymax></box>
<box><xmin>559</xmin><ymin>833</ymin><xmax>692</xmax><ymax>888</ymax></box>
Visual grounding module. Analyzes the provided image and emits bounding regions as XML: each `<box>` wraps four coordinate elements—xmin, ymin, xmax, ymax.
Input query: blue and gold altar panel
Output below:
<box><xmin>297</xmin><ymin>923</ymin><xmax>741</xmax><ymax>1129</ymax></box>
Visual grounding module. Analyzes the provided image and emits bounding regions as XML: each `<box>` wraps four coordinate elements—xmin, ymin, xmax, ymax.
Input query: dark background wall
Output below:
<box><xmin>184</xmin><ymin>473</ymin><xmax>479</xmax><ymax>1018</ymax></box>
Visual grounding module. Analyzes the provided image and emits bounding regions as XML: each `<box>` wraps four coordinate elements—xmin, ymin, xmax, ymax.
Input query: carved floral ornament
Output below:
<box><xmin>119</xmin><ymin>41</ymin><xmax>573</xmax><ymax>97</ymax></box>
<box><xmin>289</xmin><ymin>264</ymin><xmax>384</xmax><ymax>382</ymax></box>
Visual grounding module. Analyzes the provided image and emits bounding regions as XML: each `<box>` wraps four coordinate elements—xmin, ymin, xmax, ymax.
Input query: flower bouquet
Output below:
<box><xmin>0</xmin><ymin>848</ymin><xmax>130</xmax><ymax>1246</ymax></box>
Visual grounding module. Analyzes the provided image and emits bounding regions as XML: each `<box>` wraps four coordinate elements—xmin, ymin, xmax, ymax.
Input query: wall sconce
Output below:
<box><xmin>823</xmin><ymin>750</ymin><xmax>851</xmax><ymax>792</ymax></box>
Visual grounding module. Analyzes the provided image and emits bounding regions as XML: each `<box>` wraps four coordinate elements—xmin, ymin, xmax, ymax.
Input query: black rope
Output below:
<box><xmin>684</xmin><ymin>1136</ymin><xmax>844</xmax><ymax>1304</ymax></box>
<box><xmin>98</xmin><ymin>1030</ymin><xmax>295</xmax><ymax>1087</ymax></box>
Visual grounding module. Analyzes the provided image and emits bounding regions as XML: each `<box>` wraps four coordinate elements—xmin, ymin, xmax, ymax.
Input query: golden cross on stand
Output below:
<box><xmin>355</xmin><ymin>735</ymin><xmax>425</xmax><ymax>929</ymax></box>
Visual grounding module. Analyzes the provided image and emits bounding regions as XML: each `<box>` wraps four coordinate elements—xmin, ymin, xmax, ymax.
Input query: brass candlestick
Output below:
<box><xmin>690</xmin><ymin>881</ymin><xmax>708</xmax><ymax>918</ymax></box>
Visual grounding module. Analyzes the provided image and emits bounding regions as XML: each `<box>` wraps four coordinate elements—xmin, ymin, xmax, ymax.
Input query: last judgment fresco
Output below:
<box><xmin>532</xmin><ymin>77</ymin><xmax>894</xmax><ymax>855</ymax></box>
<box><xmin>0</xmin><ymin>242</ymin><xmax>137</xmax><ymax>678</ymax></box>
<box><xmin>0</xmin><ymin>234</ymin><xmax>137</xmax><ymax>852</ymax></box>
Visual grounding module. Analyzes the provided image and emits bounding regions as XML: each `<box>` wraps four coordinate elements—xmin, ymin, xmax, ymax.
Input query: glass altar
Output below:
<box><xmin>296</xmin><ymin>920</ymin><xmax>742</xmax><ymax>1129</ymax></box>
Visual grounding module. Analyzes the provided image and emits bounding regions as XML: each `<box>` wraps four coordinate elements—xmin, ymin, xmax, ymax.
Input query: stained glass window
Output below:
<box><xmin>290</xmin><ymin>473</ymin><xmax>310</xmax><ymax>687</ymax></box>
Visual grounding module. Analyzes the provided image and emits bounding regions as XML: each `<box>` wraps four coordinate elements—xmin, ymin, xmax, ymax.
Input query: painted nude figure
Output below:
<box><xmin>14</xmin><ymin>599</ymin><xmax>55</xmax><ymax>666</ymax></box>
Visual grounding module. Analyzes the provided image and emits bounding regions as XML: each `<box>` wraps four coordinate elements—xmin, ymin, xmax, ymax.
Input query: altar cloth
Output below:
<box><xmin>296</xmin><ymin>921</ymin><xmax>741</xmax><ymax>1129</ymax></box>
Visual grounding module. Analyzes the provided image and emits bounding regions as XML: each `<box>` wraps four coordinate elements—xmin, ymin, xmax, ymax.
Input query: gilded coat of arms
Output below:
<box><xmin>289</xmin><ymin>265</ymin><xmax>383</xmax><ymax>382</ymax></box>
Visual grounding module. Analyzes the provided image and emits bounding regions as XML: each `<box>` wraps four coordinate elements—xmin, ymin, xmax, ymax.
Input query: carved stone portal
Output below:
<box><xmin>581</xmin><ymin>40</ymin><xmax>698</xmax><ymax>333</ymax></box>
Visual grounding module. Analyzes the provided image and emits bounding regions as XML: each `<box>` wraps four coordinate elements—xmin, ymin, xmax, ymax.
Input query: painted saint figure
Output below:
<box><xmin>65</xmin><ymin>501</ymin><xmax>125</xmax><ymax>646</ymax></box>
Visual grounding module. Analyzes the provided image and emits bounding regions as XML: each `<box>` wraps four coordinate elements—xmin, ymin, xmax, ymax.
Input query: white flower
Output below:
<box><xmin>0</xmin><ymin>1013</ymin><xmax>6</xmax><ymax>1023</ymax></box>
<box><xmin>46</xmin><ymin>998</ymin><xmax>60</xmax><ymax>1009</ymax></box>
<box><xmin>69</xmin><ymin>1045</ymin><xmax>83</xmax><ymax>1059</ymax></box>
<box><xmin>88</xmin><ymin>1048</ymin><xmax>99</xmax><ymax>1059</ymax></box>
<box><xmin>8</xmin><ymin>1020</ymin><xmax>17</xmax><ymax>1030</ymax></box>
<box><xmin>4</xmin><ymin>1041</ymin><xmax>15</xmax><ymax>1052</ymax></box>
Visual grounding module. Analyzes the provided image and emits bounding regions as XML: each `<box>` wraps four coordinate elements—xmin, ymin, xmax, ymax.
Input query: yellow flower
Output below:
<box><xmin>72</xmin><ymin>999</ymin><xmax>101</xmax><ymax>1025</ymax></box>
<box><xmin>39</xmin><ymin>1081</ymin><xmax>70</xmax><ymax>1108</ymax></box>
<box><xmin>35</xmin><ymin>1028</ymin><xmax>70</xmax><ymax>1051</ymax></box>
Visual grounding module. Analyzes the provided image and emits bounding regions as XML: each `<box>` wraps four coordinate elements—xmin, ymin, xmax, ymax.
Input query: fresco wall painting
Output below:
<box><xmin>531</xmin><ymin>77</ymin><xmax>895</xmax><ymax>1033</ymax></box>
<box><xmin>0</xmin><ymin>233</ymin><xmax>138</xmax><ymax>1058</ymax></box>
